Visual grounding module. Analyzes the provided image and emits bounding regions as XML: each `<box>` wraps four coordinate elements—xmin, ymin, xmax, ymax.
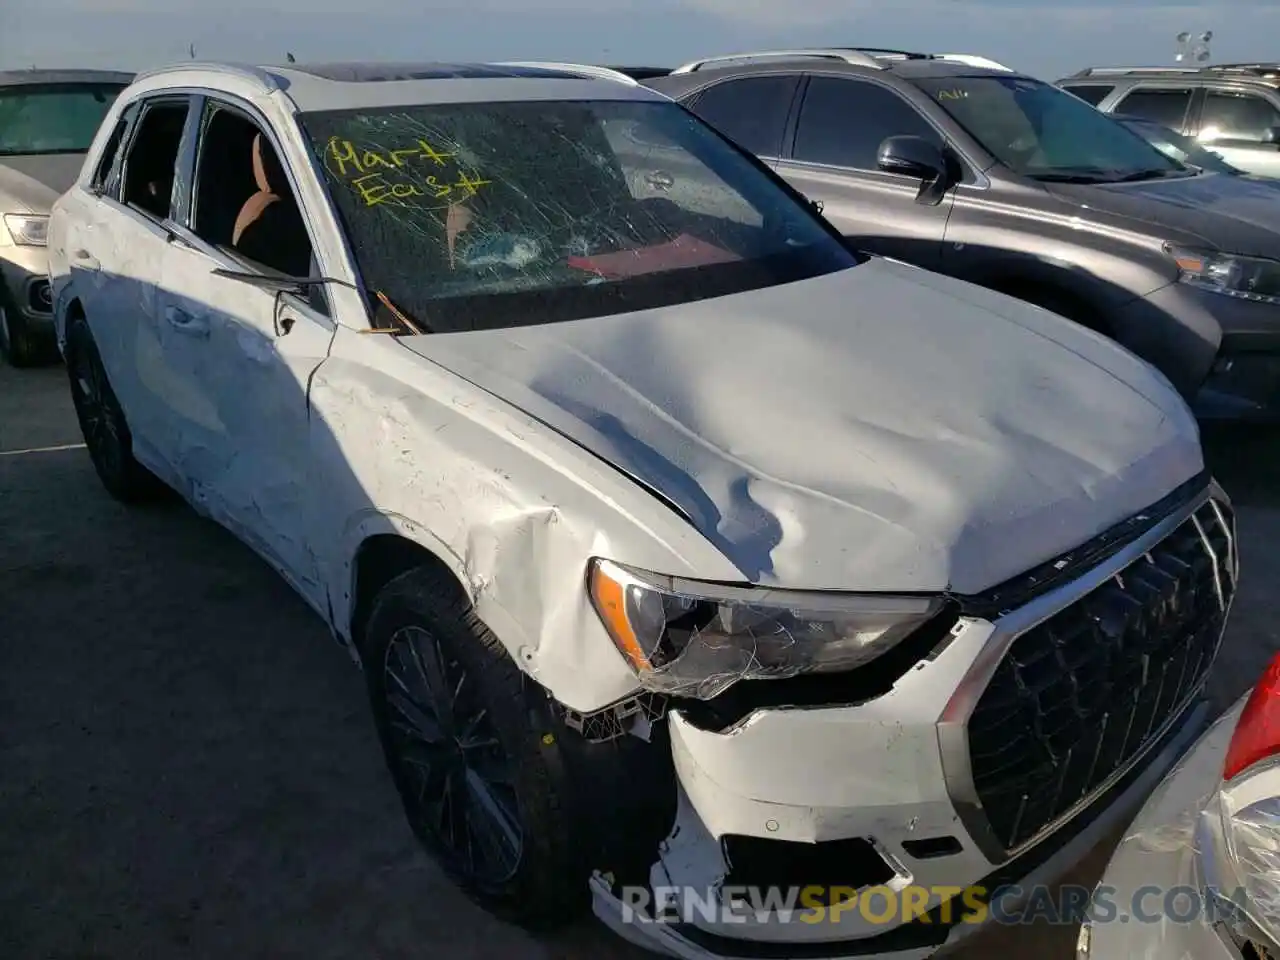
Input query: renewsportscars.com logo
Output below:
<box><xmin>617</xmin><ymin>883</ymin><xmax>1252</xmax><ymax>927</ymax></box>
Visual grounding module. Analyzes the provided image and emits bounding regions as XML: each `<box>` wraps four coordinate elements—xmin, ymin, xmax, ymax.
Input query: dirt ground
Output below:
<box><xmin>2</xmin><ymin>359</ymin><xmax>1278</xmax><ymax>960</ymax></box>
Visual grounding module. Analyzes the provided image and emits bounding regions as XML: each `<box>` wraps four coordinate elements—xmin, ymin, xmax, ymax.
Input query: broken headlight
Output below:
<box><xmin>587</xmin><ymin>558</ymin><xmax>944</xmax><ymax>700</ymax></box>
<box><xmin>1166</xmin><ymin>244</ymin><xmax>1280</xmax><ymax>306</ymax></box>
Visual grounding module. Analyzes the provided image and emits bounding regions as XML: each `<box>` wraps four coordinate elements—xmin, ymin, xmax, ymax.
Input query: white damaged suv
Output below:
<box><xmin>47</xmin><ymin>60</ymin><xmax>1237</xmax><ymax>958</ymax></box>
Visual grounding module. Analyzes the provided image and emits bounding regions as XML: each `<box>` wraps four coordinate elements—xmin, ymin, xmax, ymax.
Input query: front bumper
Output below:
<box><xmin>0</xmin><ymin>244</ymin><xmax>54</xmax><ymax>332</ymax></box>
<box><xmin>1123</xmin><ymin>281</ymin><xmax>1280</xmax><ymax>420</ymax></box>
<box><xmin>594</xmin><ymin>700</ymin><xmax>1212</xmax><ymax>960</ymax></box>
<box><xmin>591</xmin><ymin>482</ymin><xmax>1237</xmax><ymax>960</ymax></box>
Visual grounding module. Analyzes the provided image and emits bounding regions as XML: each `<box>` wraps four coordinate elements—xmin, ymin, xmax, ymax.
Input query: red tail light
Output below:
<box><xmin>1224</xmin><ymin>652</ymin><xmax>1280</xmax><ymax>781</ymax></box>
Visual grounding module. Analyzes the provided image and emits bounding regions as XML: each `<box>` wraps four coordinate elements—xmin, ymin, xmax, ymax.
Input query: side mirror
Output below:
<box><xmin>877</xmin><ymin>135</ymin><xmax>947</xmax><ymax>182</ymax></box>
<box><xmin>1264</xmin><ymin>127</ymin><xmax>1280</xmax><ymax>145</ymax></box>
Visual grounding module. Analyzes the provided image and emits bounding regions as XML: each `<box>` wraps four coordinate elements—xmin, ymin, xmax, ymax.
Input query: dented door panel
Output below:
<box><xmin>154</xmin><ymin>237</ymin><xmax>334</xmax><ymax>606</ymax></box>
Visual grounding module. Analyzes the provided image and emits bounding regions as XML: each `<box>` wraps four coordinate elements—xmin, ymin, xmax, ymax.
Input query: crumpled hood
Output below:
<box><xmin>0</xmin><ymin>154</ymin><xmax>85</xmax><ymax>213</ymax></box>
<box><xmin>1046</xmin><ymin>171</ymin><xmax>1280</xmax><ymax>258</ymax></box>
<box><xmin>400</xmin><ymin>257</ymin><xmax>1203</xmax><ymax>594</ymax></box>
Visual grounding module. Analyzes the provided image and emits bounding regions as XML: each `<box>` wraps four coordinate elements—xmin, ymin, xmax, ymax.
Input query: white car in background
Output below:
<box><xmin>48</xmin><ymin>59</ymin><xmax>1237</xmax><ymax>960</ymax></box>
<box><xmin>0</xmin><ymin>68</ymin><xmax>131</xmax><ymax>366</ymax></box>
<box><xmin>1080</xmin><ymin>653</ymin><xmax>1280</xmax><ymax>960</ymax></box>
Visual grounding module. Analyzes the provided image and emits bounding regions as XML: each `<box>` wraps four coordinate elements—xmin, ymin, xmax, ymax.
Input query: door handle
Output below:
<box><xmin>164</xmin><ymin>304</ymin><xmax>209</xmax><ymax>338</ymax></box>
<box><xmin>72</xmin><ymin>249</ymin><xmax>99</xmax><ymax>270</ymax></box>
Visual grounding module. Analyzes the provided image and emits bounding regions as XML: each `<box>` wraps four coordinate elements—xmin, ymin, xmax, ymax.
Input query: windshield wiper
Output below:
<box><xmin>1110</xmin><ymin>168</ymin><xmax>1180</xmax><ymax>183</ymax></box>
<box><xmin>1027</xmin><ymin>172</ymin><xmax>1115</xmax><ymax>184</ymax></box>
<box><xmin>1028</xmin><ymin>167</ymin><xmax>1182</xmax><ymax>184</ymax></box>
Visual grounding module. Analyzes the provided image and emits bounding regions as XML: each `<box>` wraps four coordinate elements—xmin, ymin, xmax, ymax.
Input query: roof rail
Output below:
<box><xmin>937</xmin><ymin>53</ymin><xmax>1013</xmax><ymax>71</ymax></box>
<box><xmin>1068</xmin><ymin>65</ymin><xmax>1202</xmax><ymax>78</ymax></box>
<box><xmin>493</xmin><ymin>61</ymin><xmax>639</xmax><ymax>86</ymax></box>
<box><xmin>837</xmin><ymin>47</ymin><xmax>929</xmax><ymax>60</ymax></box>
<box><xmin>1204</xmin><ymin>63</ymin><xmax>1280</xmax><ymax>77</ymax></box>
<box><xmin>602</xmin><ymin>65</ymin><xmax>673</xmax><ymax>80</ymax></box>
<box><xmin>835</xmin><ymin>48</ymin><xmax>1013</xmax><ymax>70</ymax></box>
<box><xmin>133</xmin><ymin>60</ymin><xmax>283</xmax><ymax>92</ymax></box>
<box><xmin>670</xmin><ymin>49</ymin><xmax>884</xmax><ymax>74</ymax></box>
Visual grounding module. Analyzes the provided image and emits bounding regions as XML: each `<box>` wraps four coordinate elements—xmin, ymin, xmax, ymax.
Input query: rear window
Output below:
<box><xmin>1060</xmin><ymin>84</ymin><xmax>1115</xmax><ymax>107</ymax></box>
<box><xmin>0</xmin><ymin>83</ymin><xmax>127</xmax><ymax>156</ymax></box>
<box><xmin>298</xmin><ymin>98</ymin><xmax>854</xmax><ymax>332</ymax></box>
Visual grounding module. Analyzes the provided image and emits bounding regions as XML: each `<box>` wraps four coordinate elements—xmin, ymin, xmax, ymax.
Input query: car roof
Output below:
<box><xmin>647</xmin><ymin>55</ymin><xmax>1017</xmax><ymax>97</ymax></box>
<box><xmin>0</xmin><ymin>68</ymin><xmax>134</xmax><ymax>88</ymax></box>
<box><xmin>131</xmin><ymin>60</ymin><xmax>666</xmax><ymax>112</ymax></box>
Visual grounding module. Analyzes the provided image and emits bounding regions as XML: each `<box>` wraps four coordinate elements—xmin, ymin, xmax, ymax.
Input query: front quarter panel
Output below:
<box><xmin>944</xmin><ymin>178</ymin><xmax>1181</xmax><ymax>306</ymax></box>
<box><xmin>47</xmin><ymin>192</ymin><xmax>74</xmax><ymax>341</ymax></box>
<box><xmin>312</xmin><ymin>327</ymin><xmax>741</xmax><ymax>713</ymax></box>
<box><xmin>941</xmin><ymin>178</ymin><xmax>1225</xmax><ymax>396</ymax></box>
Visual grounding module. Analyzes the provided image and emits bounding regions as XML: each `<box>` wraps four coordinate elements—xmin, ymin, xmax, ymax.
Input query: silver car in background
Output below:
<box><xmin>1058</xmin><ymin>64</ymin><xmax>1280</xmax><ymax>181</ymax></box>
<box><xmin>0</xmin><ymin>69</ymin><xmax>130</xmax><ymax>366</ymax></box>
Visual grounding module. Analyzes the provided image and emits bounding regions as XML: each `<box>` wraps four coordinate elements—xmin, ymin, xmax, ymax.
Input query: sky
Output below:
<box><xmin>2</xmin><ymin>0</ymin><xmax>1279</xmax><ymax>83</ymax></box>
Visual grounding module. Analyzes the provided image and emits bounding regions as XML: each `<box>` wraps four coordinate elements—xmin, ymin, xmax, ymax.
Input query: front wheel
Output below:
<box><xmin>65</xmin><ymin>317</ymin><xmax>164</xmax><ymax>503</ymax></box>
<box><xmin>362</xmin><ymin>568</ymin><xmax>588</xmax><ymax>929</ymax></box>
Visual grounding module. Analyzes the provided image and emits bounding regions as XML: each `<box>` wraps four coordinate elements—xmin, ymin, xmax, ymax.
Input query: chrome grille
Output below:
<box><xmin>966</xmin><ymin>497</ymin><xmax>1236</xmax><ymax>852</ymax></box>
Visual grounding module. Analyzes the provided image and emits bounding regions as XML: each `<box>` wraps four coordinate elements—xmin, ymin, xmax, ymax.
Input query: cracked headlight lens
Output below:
<box><xmin>3</xmin><ymin>213</ymin><xmax>48</xmax><ymax>246</ymax></box>
<box><xmin>587</xmin><ymin>558</ymin><xmax>944</xmax><ymax>700</ymax></box>
<box><xmin>1167</xmin><ymin>244</ymin><xmax>1280</xmax><ymax>305</ymax></box>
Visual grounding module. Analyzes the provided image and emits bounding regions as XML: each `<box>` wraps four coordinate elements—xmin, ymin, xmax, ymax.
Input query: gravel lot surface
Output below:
<box><xmin>2</xmin><ymin>359</ymin><xmax>1277</xmax><ymax>960</ymax></box>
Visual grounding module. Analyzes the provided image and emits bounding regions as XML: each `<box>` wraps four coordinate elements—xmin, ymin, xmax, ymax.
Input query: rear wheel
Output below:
<box><xmin>65</xmin><ymin>317</ymin><xmax>163</xmax><ymax>503</ymax></box>
<box><xmin>362</xmin><ymin>567</ymin><xmax>587</xmax><ymax>929</ymax></box>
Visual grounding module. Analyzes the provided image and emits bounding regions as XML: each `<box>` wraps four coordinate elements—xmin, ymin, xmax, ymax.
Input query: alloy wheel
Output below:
<box><xmin>69</xmin><ymin>341</ymin><xmax>125</xmax><ymax>482</ymax></box>
<box><xmin>383</xmin><ymin>625</ymin><xmax>524</xmax><ymax>886</ymax></box>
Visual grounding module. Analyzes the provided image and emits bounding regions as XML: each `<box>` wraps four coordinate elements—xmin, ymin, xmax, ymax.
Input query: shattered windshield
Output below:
<box><xmin>0</xmin><ymin>84</ymin><xmax>126</xmax><ymax>156</ymax></box>
<box><xmin>916</xmin><ymin>75</ymin><xmax>1185</xmax><ymax>183</ymax></box>
<box><xmin>298</xmin><ymin>99</ymin><xmax>855</xmax><ymax>331</ymax></box>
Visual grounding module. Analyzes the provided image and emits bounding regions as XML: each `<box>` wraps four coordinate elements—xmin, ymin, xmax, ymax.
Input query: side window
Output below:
<box><xmin>190</xmin><ymin>103</ymin><xmax>316</xmax><ymax>280</ymax></box>
<box><xmin>1060</xmin><ymin>84</ymin><xmax>1114</xmax><ymax>107</ymax></box>
<box><xmin>792</xmin><ymin>77</ymin><xmax>941</xmax><ymax>170</ymax></box>
<box><xmin>90</xmin><ymin>103</ymin><xmax>137</xmax><ymax>195</ymax></box>
<box><xmin>120</xmin><ymin>100</ymin><xmax>189</xmax><ymax>220</ymax></box>
<box><xmin>1112</xmin><ymin>87</ymin><xmax>1194</xmax><ymax>129</ymax></box>
<box><xmin>1199</xmin><ymin>90</ymin><xmax>1280</xmax><ymax>144</ymax></box>
<box><xmin>688</xmin><ymin>76</ymin><xmax>798</xmax><ymax>157</ymax></box>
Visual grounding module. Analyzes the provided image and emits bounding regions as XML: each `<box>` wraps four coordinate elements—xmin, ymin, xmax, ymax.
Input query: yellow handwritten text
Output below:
<box><xmin>326</xmin><ymin>136</ymin><xmax>492</xmax><ymax>208</ymax></box>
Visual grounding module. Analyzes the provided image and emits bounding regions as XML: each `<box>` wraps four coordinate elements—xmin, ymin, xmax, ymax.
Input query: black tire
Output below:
<box><xmin>0</xmin><ymin>287</ymin><xmax>49</xmax><ymax>368</ymax></box>
<box><xmin>362</xmin><ymin>567</ymin><xmax>587</xmax><ymax>929</ymax></box>
<box><xmin>64</xmin><ymin>316</ymin><xmax>164</xmax><ymax>503</ymax></box>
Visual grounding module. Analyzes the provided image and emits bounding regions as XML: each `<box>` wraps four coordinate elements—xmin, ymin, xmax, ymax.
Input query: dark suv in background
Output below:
<box><xmin>1057</xmin><ymin>64</ymin><xmax>1280</xmax><ymax>180</ymax></box>
<box><xmin>646</xmin><ymin>49</ymin><xmax>1280</xmax><ymax>419</ymax></box>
